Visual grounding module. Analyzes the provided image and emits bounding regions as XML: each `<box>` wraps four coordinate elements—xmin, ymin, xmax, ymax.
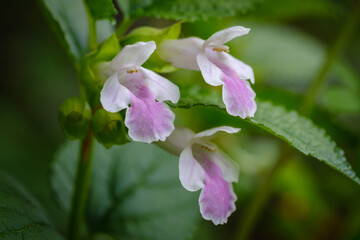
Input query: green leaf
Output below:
<box><xmin>143</xmin><ymin>0</ymin><xmax>260</xmax><ymax>21</ymax></box>
<box><xmin>0</xmin><ymin>172</ymin><xmax>64</xmax><ymax>239</ymax></box>
<box><xmin>51</xmin><ymin>141</ymin><xmax>199</xmax><ymax>239</ymax></box>
<box><xmin>116</xmin><ymin>0</ymin><xmax>154</xmax><ymax>18</ymax></box>
<box><xmin>40</xmin><ymin>0</ymin><xmax>114</xmax><ymax>64</ymax></box>
<box><xmin>121</xmin><ymin>22</ymin><xmax>182</xmax><ymax>73</ymax></box>
<box><xmin>170</xmin><ymin>87</ymin><xmax>360</xmax><ymax>185</ymax></box>
<box><xmin>253</xmin><ymin>0</ymin><xmax>341</xmax><ymax>20</ymax></box>
<box><xmin>85</xmin><ymin>0</ymin><xmax>118</xmax><ymax>21</ymax></box>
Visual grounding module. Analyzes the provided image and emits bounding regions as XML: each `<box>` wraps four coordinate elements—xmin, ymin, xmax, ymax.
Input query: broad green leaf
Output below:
<box><xmin>121</xmin><ymin>22</ymin><xmax>182</xmax><ymax>73</ymax></box>
<box><xmin>143</xmin><ymin>0</ymin><xmax>260</xmax><ymax>21</ymax></box>
<box><xmin>170</xmin><ymin>87</ymin><xmax>360</xmax><ymax>185</ymax></box>
<box><xmin>40</xmin><ymin>0</ymin><xmax>114</xmax><ymax>64</ymax></box>
<box><xmin>85</xmin><ymin>0</ymin><xmax>118</xmax><ymax>21</ymax></box>
<box><xmin>0</xmin><ymin>172</ymin><xmax>64</xmax><ymax>239</ymax></box>
<box><xmin>253</xmin><ymin>0</ymin><xmax>340</xmax><ymax>20</ymax></box>
<box><xmin>51</xmin><ymin>141</ymin><xmax>199</xmax><ymax>240</ymax></box>
<box><xmin>116</xmin><ymin>0</ymin><xmax>154</xmax><ymax>18</ymax></box>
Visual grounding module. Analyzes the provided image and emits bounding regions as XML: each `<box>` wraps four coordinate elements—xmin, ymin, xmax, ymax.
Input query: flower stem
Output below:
<box><xmin>299</xmin><ymin>2</ymin><xmax>360</xmax><ymax>115</ymax></box>
<box><xmin>235</xmin><ymin>159</ymin><xmax>281</xmax><ymax>240</ymax></box>
<box><xmin>116</xmin><ymin>17</ymin><xmax>136</xmax><ymax>38</ymax></box>
<box><xmin>68</xmin><ymin>127</ymin><xmax>94</xmax><ymax>240</ymax></box>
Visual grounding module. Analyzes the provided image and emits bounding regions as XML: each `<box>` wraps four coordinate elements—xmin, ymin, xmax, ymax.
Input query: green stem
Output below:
<box><xmin>68</xmin><ymin>128</ymin><xmax>94</xmax><ymax>240</ymax></box>
<box><xmin>83</xmin><ymin>0</ymin><xmax>97</xmax><ymax>51</ymax></box>
<box><xmin>234</xmin><ymin>144</ymin><xmax>293</xmax><ymax>240</ymax></box>
<box><xmin>299</xmin><ymin>2</ymin><xmax>360</xmax><ymax>115</ymax></box>
<box><xmin>116</xmin><ymin>17</ymin><xmax>136</xmax><ymax>38</ymax></box>
<box><xmin>234</xmin><ymin>158</ymin><xmax>282</xmax><ymax>240</ymax></box>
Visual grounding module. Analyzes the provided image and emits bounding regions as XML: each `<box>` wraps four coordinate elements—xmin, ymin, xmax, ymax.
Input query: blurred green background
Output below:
<box><xmin>1</xmin><ymin>0</ymin><xmax>360</xmax><ymax>239</ymax></box>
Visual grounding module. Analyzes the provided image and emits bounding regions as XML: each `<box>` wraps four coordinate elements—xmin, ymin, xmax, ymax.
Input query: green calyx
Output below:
<box><xmin>92</xmin><ymin>108</ymin><xmax>130</xmax><ymax>148</ymax></box>
<box><xmin>58</xmin><ymin>97</ymin><xmax>92</xmax><ymax>140</ymax></box>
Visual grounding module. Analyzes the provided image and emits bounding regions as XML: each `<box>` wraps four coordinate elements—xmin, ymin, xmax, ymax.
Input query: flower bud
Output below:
<box><xmin>92</xmin><ymin>109</ymin><xmax>129</xmax><ymax>148</ymax></box>
<box><xmin>58</xmin><ymin>97</ymin><xmax>92</xmax><ymax>140</ymax></box>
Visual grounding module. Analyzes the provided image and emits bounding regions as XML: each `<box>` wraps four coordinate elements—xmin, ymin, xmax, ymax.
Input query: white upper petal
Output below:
<box><xmin>140</xmin><ymin>67</ymin><xmax>180</xmax><ymax>103</ymax></box>
<box><xmin>196</xmin><ymin>52</ymin><xmax>223</xmax><ymax>86</ymax></box>
<box><xmin>157</xmin><ymin>127</ymin><xmax>195</xmax><ymax>156</ymax></box>
<box><xmin>179</xmin><ymin>146</ymin><xmax>205</xmax><ymax>192</ymax></box>
<box><xmin>110</xmin><ymin>41</ymin><xmax>156</xmax><ymax>71</ymax></box>
<box><xmin>204</xmin><ymin>26</ymin><xmax>250</xmax><ymax>48</ymax></box>
<box><xmin>194</xmin><ymin>126</ymin><xmax>241</xmax><ymax>142</ymax></box>
<box><xmin>100</xmin><ymin>72</ymin><xmax>132</xmax><ymax>112</ymax></box>
<box><xmin>157</xmin><ymin>37</ymin><xmax>204</xmax><ymax>70</ymax></box>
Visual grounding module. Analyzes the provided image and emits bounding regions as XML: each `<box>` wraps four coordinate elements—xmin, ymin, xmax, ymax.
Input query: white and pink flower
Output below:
<box><xmin>158</xmin><ymin>26</ymin><xmax>256</xmax><ymax>119</ymax></box>
<box><xmin>161</xmin><ymin>126</ymin><xmax>240</xmax><ymax>225</ymax></box>
<box><xmin>100</xmin><ymin>41</ymin><xmax>180</xmax><ymax>143</ymax></box>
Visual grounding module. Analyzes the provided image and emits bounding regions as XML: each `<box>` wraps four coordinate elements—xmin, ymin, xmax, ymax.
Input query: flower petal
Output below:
<box><xmin>206</xmin><ymin>50</ymin><xmax>255</xmax><ymax>84</ymax></box>
<box><xmin>111</xmin><ymin>41</ymin><xmax>156</xmax><ymax>70</ymax></box>
<box><xmin>194</xmin><ymin>126</ymin><xmax>240</xmax><ymax>141</ymax></box>
<box><xmin>179</xmin><ymin>146</ymin><xmax>205</xmax><ymax>192</ymax></box>
<box><xmin>157</xmin><ymin>127</ymin><xmax>195</xmax><ymax>156</ymax></box>
<box><xmin>222</xmin><ymin>73</ymin><xmax>256</xmax><ymax>118</ymax></box>
<box><xmin>204</xmin><ymin>26</ymin><xmax>250</xmax><ymax>48</ymax></box>
<box><xmin>141</xmin><ymin>68</ymin><xmax>180</xmax><ymax>103</ymax></box>
<box><xmin>199</xmin><ymin>179</ymin><xmax>236</xmax><ymax>225</ymax></box>
<box><xmin>197</xmin><ymin>52</ymin><xmax>223</xmax><ymax>86</ymax></box>
<box><xmin>210</xmin><ymin>150</ymin><xmax>239</xmax><ymax>183</ymax></box>
<box><xmin>158</xmin><ymin>37</ymin><xmax>204</xmax><ymax>70</ymax></box>
<box><xmin>193</xmin><ymin>146</ymin><xmax>237</xmax><ymax>225</ymax></box>
<box><xmin>100</xmin><ymin>72</ymin><xmax>131</xmax><ymax>112</ymax></box>
<box><xmin>125</xmin><ymin>96</ymin><xmax>175</xmax><ymax>143</ymax></box>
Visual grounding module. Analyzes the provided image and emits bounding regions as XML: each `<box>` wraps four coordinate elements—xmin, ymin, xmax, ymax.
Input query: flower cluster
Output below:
<box><xmin>100</xmin><ymin>26</ymin><xmax>256</xmax><ymax>224</ymax></box>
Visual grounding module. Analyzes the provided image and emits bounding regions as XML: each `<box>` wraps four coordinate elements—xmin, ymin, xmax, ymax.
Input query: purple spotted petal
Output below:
<box><xmin>222</xmin><ymin>72</ymin><xmax>256</xmax><ymax>118</ymax></box>
<box><xmin>193</xmin><ymin>145</ymin><xmax>237</xmax><ymax>225</ymax></box>
<box><xmin>125</xmin><ymin>96</ymin><xmax>175</xmax><ymax>143</ymax></box>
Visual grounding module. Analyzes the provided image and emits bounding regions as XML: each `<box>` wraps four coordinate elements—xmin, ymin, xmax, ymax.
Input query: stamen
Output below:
<box><xmin>127</xmin><ymin>69</ymin><xmax>139</xmax><ymax>74</ymax></box>
<box><xmin>212</xmin><ymin>47</ymin><xmax>229</xmax><ymax>53</ymax></box>
<box><xmin>200</xmin><ymin>145</ymin><xmax>217</xmax><ymax>152</ymax></box>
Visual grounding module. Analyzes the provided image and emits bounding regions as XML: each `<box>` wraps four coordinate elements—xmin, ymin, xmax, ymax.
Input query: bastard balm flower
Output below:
<box><xmin>158</xmin><ymin>26</ymin><xmax>256</xmax><ymax>119</ymax></box>
<box><xmin>100</xmin><ymin>41</ymin><xmax>180</xmax><ymax>143</ymax></box>
<box><xmin>159</xmin><ymin>126</ymin><xmax>240</xmax><ymax>225</ymax></box>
